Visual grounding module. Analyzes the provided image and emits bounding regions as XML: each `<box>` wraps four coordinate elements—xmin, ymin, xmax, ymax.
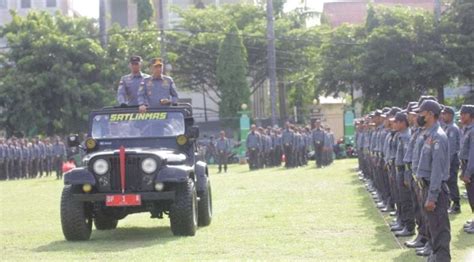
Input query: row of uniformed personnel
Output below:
<box><xmin>245</xmin><ymin>120</ymin><xmax>335</xmax><ymax>171</ymax></box>
<box><xmin>0</xmin><ymin>136</ymin><xmax>67</xmax><ymax>180</ymax></box>
<box><xmin>355</xmin><ymin>96</ymin><xmax>474</xmax><ymax>261</ymax></box>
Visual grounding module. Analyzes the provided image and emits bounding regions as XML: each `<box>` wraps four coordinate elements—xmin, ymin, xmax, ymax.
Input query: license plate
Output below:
<box><xmin>106</xmin><ymin>194</ymin><xmax>142</xmax><ymax>207</ymax></box>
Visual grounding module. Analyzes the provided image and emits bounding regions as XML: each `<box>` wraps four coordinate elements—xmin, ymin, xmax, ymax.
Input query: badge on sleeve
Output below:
<box><xmin>434</xmin><ymin>142</ymin><xmax>439</xmax><ymax>150</ymax></box>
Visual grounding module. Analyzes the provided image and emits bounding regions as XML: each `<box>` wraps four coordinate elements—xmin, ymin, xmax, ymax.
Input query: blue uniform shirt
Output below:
<box><xmin>138</xmin><ymin>75</ymin><xmax>179</xmax><ymax>107</ymax></box>
<box><xmin>246</xmin><ymin>132</ymin><xmax>260</xmax><ymax>150</ymax></box>
<box><xmin>416</xmin><ymin>122</ymin><xmax>449</xmax><ymax>202</ymax></box>
<box><xmin>396</xmin><ymin>128</ymin><xmax>411</xmax><ymax>166</ymax></box>
<box><xmin>461</xmin><ymin>123</ymin><xmax>474</xmax><ymax>177</ymax></box>
<box><xmin>117</xmin><ymin>72</ymin><xmax>149</xmax><ymax>106</ymax></box>
<box><xmin>216</xmin><ymin>138</ymin><xmax>231</xmax><ymax>154</ymax></box>
<box><xmin>403</xmin><ymin>127</ymin><xmax>420</xmax><ymax>164</ymax></box>
<box><xmin>312</xmin><ymin>128</ymin><xmax>325</xmax><ymax>145</ymax></box>
<box><xmin>282</xmin><ymin>129</ymin><xmax>294</xmax><ymax>146</ymax></box>
<box><xmin>443</xmin><ymin>121</ymin><xmax>461</xmax><ymax>159</ymax></box>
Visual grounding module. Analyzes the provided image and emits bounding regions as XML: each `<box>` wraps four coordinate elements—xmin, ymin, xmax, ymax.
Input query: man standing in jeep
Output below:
<box><xmin>117</xmin><ymin>56</ymin><xmax>150</xmax><ymax>107</ymax></box>
<box><xmin>138</xmin><ymin>59</ymin><xmax>179</xmax><ymax>113</ymax></box>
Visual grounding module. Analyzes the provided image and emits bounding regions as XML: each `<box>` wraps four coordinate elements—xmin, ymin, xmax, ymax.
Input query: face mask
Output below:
<box><xmin>417</xmin><ymin>115</ymin><xmax>426</xmax><ymax>127</ymax></box>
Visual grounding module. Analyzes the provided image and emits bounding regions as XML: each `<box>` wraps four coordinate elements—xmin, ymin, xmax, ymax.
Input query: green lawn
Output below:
<box><xmin>1</xmin><ymin>159</ymin><xmax>473</xmax><ymax>261</ymax></box>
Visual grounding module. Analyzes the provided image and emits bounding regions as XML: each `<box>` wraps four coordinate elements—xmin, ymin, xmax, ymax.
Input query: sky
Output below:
<box><xmin>72</xmin><ymin>0</ymin><xmax>327</xmax><ymax>19</ymax></box>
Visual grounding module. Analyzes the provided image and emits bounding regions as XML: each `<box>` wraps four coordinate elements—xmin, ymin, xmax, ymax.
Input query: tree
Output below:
<box><xmin>441</xmin><ymin>0</ymin><xmax>474</xmax><ymax>85</ymax></box>
<box><xmin>135</xmin><ymin>0</ymin><xmax>155</xmax><ymax>25</ymax></box>
<box><xmin>319</xmin><ymin>24</ymin><xmax>364</xmax><ymax>106</ymax></box>
<box><xmin>216</xmin><ymin>24</ymin><xmax>250</xmax><ymax>127</ymax></box>
<box><xmin>0</xmin><ymin>11</ymin><xmax>112</xmax><ymax>136</ymax></box>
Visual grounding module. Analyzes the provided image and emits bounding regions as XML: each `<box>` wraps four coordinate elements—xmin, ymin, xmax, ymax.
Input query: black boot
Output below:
<box><xmin>448</xmin><ymin>202</ymin><xmax>461</xmax><ymax>214</ymax></box>
<box><xmin>405</xmin><ymin>234</ymin><xmax>427</xmax><ymax>248</ymax></box>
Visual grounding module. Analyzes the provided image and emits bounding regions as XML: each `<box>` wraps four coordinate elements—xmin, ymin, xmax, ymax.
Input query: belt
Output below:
<box><xmin>396</xmin><ymin>165</ymin><xmax>405</xmax><ymax>173</ymax></box>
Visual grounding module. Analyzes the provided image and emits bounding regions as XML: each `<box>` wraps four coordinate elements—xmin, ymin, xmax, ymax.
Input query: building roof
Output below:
<box><xmin>322</xmin><ymin>0</ymin><xmax>436</xmax><ymax>27</ymax></box>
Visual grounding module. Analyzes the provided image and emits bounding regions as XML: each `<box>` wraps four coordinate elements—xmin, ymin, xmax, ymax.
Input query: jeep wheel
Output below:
<box><xmin>60</xmin><ymin>185</ymin><xmax>92</xmax><ymax>241</ymax></box>
<box><xmin>94</xmin><ymin>212</ymin><xmax>118</xmax><ymax>230</ymax></box>
<box><xmin>169</xmin><ymin>178</ymin><xmax>198</xmax><ymax>236</ymax></box>
<box><xmin>198</xmin><ymin>179</ymin><xmax>212</xmax><ymax>227</ymax></box>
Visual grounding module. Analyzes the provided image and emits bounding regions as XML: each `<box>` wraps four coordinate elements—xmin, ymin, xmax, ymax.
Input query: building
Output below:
<box><xmin>322</xmin><ymin>0</ymin><xmax>437</xmax><ymax>27</ymax></box>
<box><xmin>104</xmin><ymin>0</ymin><xmax>252</xmax><ymax>30</ymax></box>
<box><xmin>0</xmin><ymin>0</ymin><xmax>73</xmax><ymax>25</ymax></box>
<box><xmin>312</xmin><ymin>96</ymin><xmax>346</xmax><ymax>141</ymax></box>
<box><xmin>0</xmin><ymin>0</ymin><xmax>73</xmax><ymax>47</ymax></box>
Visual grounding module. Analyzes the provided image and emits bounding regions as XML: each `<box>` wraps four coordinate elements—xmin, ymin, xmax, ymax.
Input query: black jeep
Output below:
<box><xmin>61</xmin><ymin>105</ymin><xmax>212</xmax><ymax>241</ymax></box>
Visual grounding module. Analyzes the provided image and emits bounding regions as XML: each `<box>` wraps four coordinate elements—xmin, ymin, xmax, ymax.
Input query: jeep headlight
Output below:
<box><xmin>93</xmin><ymin>159</ymin><xmax>109</xmax><ymax>175</ymax></box>
<box><xmin>141</xmin><ymin>158</ymin><xmax>157</xmax><ymax>174</ymax></box>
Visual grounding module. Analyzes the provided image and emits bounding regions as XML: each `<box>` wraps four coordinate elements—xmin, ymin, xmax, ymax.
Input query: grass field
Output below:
<box><xmin>1</xmin><ymin>159</ymin><xmax>473</xmax><ymax>261</ymax></box>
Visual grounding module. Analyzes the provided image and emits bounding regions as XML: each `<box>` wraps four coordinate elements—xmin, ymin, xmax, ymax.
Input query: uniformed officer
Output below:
<box><xmin>324</xmin><ymin>127</ymin><xmax>335</xmax><ymax>166</ymax></box>
<box><xmin>117</xmin><ymin>56</ymin><xmax>150</xmax><ymax>106</ymax></box>
<box><xmin>7</xmin><ymin>140</ymin><xmax>14</xmax><ymax>180</ymax></box>
<box><xmin>37</xmin><ymin>138</ymin><xmax>46</xmax><ymax>177</ymax></box>
<box><xmin>264</xmin><ymin>128</ymin><xmax>273</xmax><ymax>167</ymax></box>
<box><xmin>52</xmin><ymin>136</ymin><xmax>67</xmax><ymax>179</ymax></box>
<box><xmin>13</xmin><ymin>138</ymin><xmax>22</xmax><ymax>180</ymax></box>
<box><xmin>312</xmin><ymin>120</ymin><xmax>325</xmax><ymax>168</ymax></box>
<box><xmin>0</xmin><ymin>138</ymin><xmax>5</xmax><ymax>180</ymax></box>
<box><xmin>273</xmin><ymin>129</ymin><xmax>282</xmax><ymax>167</ymax></box>
<box><xmin>20</xmin><ymin>139</ymin><xmax>29</xmax><ymax>179</ymax></box>
<box><xmin>205</xmin><ymin>136</ymin><xmax>216</xmax><ymax>163</ymax></box>
<box><xmin>415</xmin><ymin>100</ymin><xmax>451</xmax><ymax>261</ymax></box>
<box><xmin>282</xmin><ymin>122</ymin><xmax>295</xmax><ymax>168</ymax></box>
<box><xmin>246</xmin><ymin>124</ymin><xmax>260</xmax><ymax>170</ymax></box>
<box><xmin>403</xmin><ymin>101</ymin><xmax>429</xmax><ymax>249</ymax></box>
<box><xmin>441</xmin><ymin>106</ymin><xmax>462</xmax><ymax>214</ymax></box>
<box><xmin>459</xmin><ymin>105</ymin><xmax>474</xmax><ymax>234</ymax></box>
<box><xmin>45</xmin><ymin>138</ymin><xmax>53</xmax><ymax>177</ymax></box>
<box><xmin>138</xmin><ymin>59</ymin><xmax>179</xmax><ymax>112</ymax></box>
<box><xmin>391</xmin><ymin>111</ymin><xmax>415</xmax><ymax>237</ymax></box>
<box><xmin>216</xmin><ymin>131</ymin><xmax>231</xmax><ymax>173</ymax></box>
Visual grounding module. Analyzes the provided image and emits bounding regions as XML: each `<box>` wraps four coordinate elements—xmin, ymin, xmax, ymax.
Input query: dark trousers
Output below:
<box><xmin>274</xmin><ymin>146</ymin><xmax>282</xmax><ymax>166</ymax></box>
<box><xmin>447</xmin><ymin>155</ymin><xmax>460</xmax><ymax>204</ymax></box>
<box><xmin>409</xmin><ymin>174</ymin><xmax>428</xmax><ymax>239</ymax></box>
<box><xmin>20</xmin><ymin>160</ymin><xmax>27</xmax><ymax>178</ymax></box>
<box><xmin>284</xmin><ymin>145</ymin><xmax>293</xmax><ymax>168</ymax></box>
<box><xmin>461</xmin><ymin>163</ymin><xmax>474</xmax><ymax>212</ymax></box>
<box><xmin>388</xmin><ymin>163</ymin><xmax>398</xmax><ymax>209</ymax></box>
<box><xmin>0</xmin><ymin>161</ymin><xmax>5</xmax><ymax>180</ymax></box>
<box><xmin>54</xmin><ymin>157</ymin><xmax>63</xmax><ymax>179</ymax></box>
<box><xmin>423</xmin><ymin>184</ymin><xmax>451</xmax><ymax>262</ymax></box>
<box><xmin>13</xmin><ymin>159</ymin><xmax>21</xmax><ymax>179</ymax></box>
<box><xmin>31</xmin><ymin>159</ymin><xmax>38</xmax><ymax>178</ymax></box>
<box><xmin>314</xmin><ymin>143</ymin><xmax>323</xmax><ymax>167</ymax></box>
<box><xmin>380</xmin><ymin>160</ymin><xmax>390</xmax><ymax>204</ymax></box>
<box><xmin>217</xmin><ymin>152</ymin><xmax>227</xmax><ymax>173</ymax></box>
<box><xmin>248</xmin><ymin>148</ymin><xmax>259</xmax><ymax>170</ymax></box>
<box><xmin>39</xmin><ymin>157</ymin><xmax>45</xmax><ymax>176</ymax></box>
<box><xmin>466</xmin><ymin>181</ymin><xmax>474</xmax><ymax>212</ymax></box>
<box><xmin>397</xmin><ymin>167</ymin><xmax>415</xmax><ymax>230</ymax></box>
<box><xmin>8</xmin><ymin>159</ymin><xmax>14</xmax><ymax>179</ymax></box>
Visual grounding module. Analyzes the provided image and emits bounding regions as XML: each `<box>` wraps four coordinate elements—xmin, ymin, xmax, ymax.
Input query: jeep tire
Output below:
<box><xmin>60</xmin><ymin>185</ymin><xmax>92</xmax><ymax>241</ymax></box>
<box><xmin>169</xmin><ymin>178</ymin><xmax>198</xmax><ymax>236</ymax></box>
<box><xmin>94</xmin><ymin>212</ymin><xmax>118</xmax><ymax>230</ymax></box>
<box><xmin>198</xmin><ymin>178</ymin><xmax>212</xmax><ymax>227</ymax></box>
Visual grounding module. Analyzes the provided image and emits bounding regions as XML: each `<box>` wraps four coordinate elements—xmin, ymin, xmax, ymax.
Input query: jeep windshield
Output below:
<box><xmin>91</xmin><ymin>111</ymin><xmax>185</xmax><ymax>139</ymax></box>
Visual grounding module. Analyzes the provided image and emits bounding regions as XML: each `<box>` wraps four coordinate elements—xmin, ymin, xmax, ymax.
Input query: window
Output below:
<box><xmin>46</xmin><ymin>0</ymin><xmax>57</xmax><ymax>7</ymax></box>
<box><xmin>21</xmin><ymin>0</ymin><xmax>31</xmax><ymax>8</ymax></box>
<box><xmin>0</xmin><ymin>0</ymin><xmax>7</xmax><ymax>9</ymax></box>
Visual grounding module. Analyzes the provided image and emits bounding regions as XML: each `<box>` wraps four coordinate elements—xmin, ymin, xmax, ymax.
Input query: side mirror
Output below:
<box><xmin>187</xmin><ymin>126</ymin><xmax>200</xmax><ymax>140</ymax></box>
<box><xmin>67</xmin><ymin>134</ymin><xmax>80</xmax><ymax>147</ymax></box>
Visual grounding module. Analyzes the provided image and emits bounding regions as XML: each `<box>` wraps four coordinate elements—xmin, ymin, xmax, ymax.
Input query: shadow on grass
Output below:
<box><xmin>34</xmin><ymin>226</ymin><xmax>180</xmax><ymax>253</ymax></box>
<box><xmin>349</xmin><ymin>175</ymin><xmax>406</xmax><ymax>253</ymax></box>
